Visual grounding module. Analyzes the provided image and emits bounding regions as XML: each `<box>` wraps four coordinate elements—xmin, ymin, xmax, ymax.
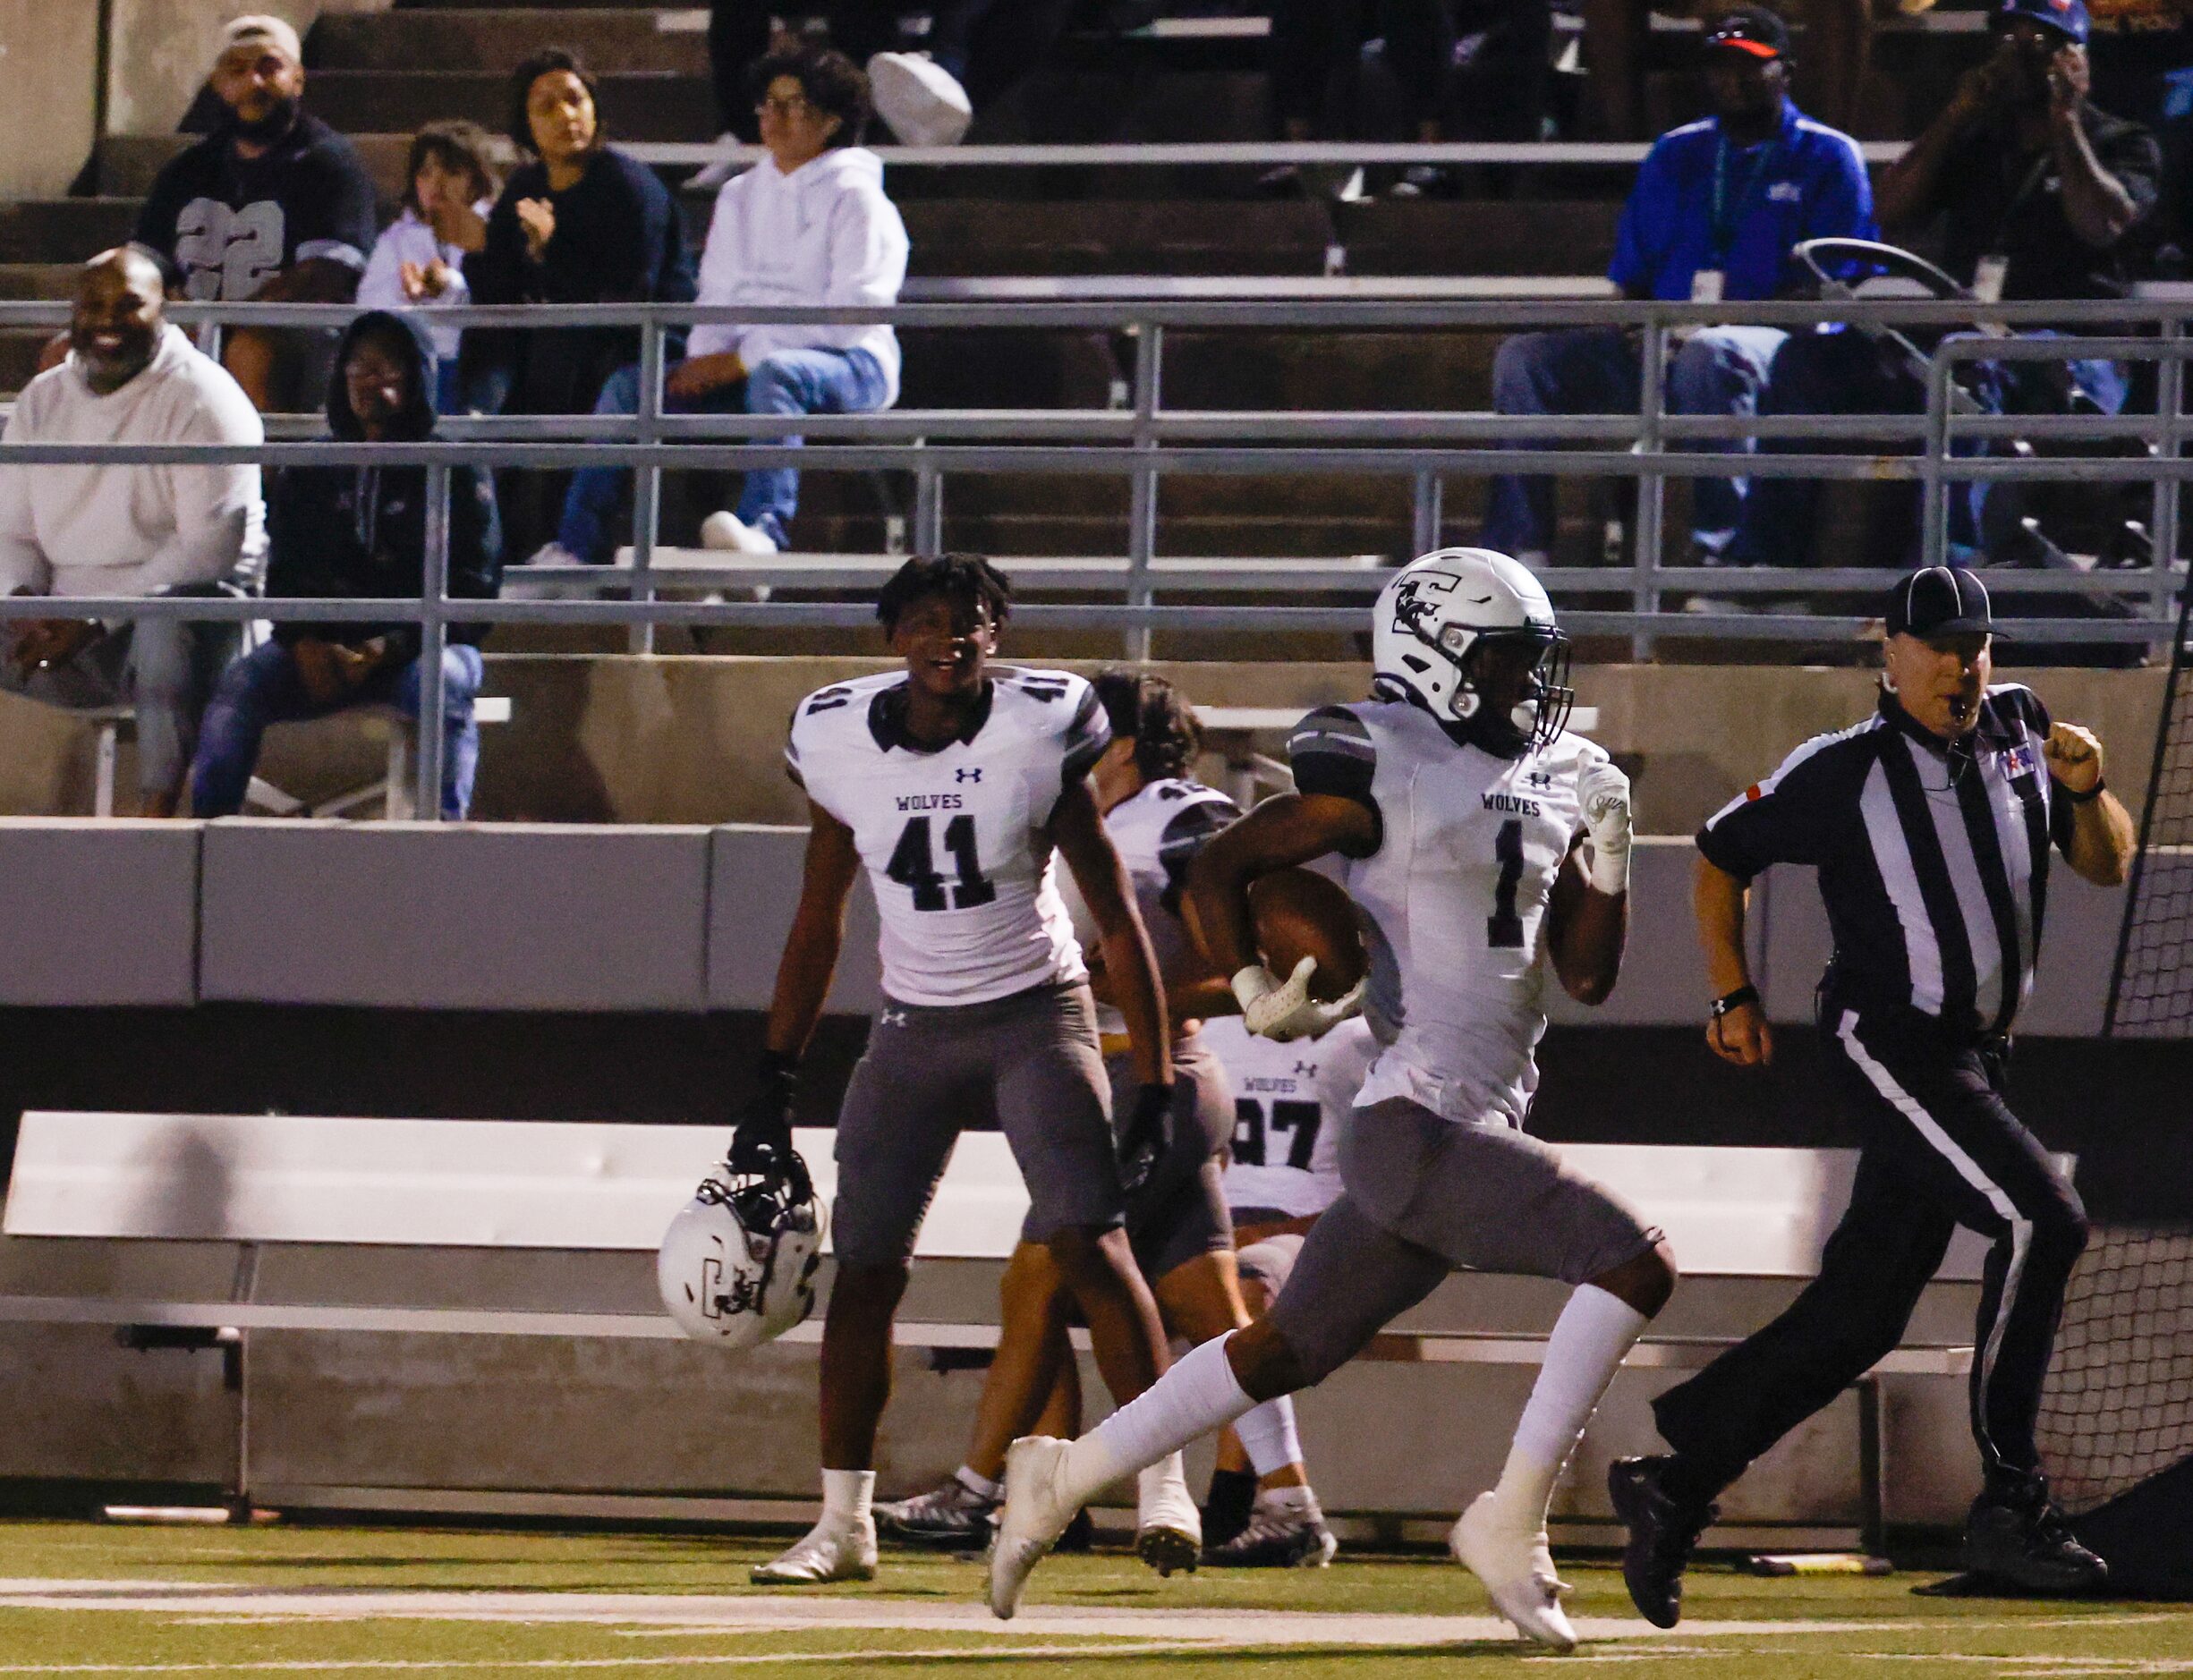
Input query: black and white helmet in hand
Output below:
<box><xmin>659</xmin><ymin>1141</ymin><xmax>826</xmax><ymax>1349</ymax></box>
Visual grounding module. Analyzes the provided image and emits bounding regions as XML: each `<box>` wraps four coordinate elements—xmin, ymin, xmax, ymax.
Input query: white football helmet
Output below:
<box><xmin>1371</xmin><ymin>547</ymin><xmax>1573</xmax><ymax>754</ymax></box>
<box><xmin>659</xmin><ymin>1149</ymin><xmax>826</xmax><ymax>1349</ymax></box>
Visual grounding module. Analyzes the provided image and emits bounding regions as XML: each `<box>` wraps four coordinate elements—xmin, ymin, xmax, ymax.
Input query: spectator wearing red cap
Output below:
<box><xmin>1487</xmin><ymin>8</ymin><xmax>1874</xmax><ymax>567</ymax></box>
<box><xmin>1585</xmin><ymin>0</ymin><xmax>1872</xmax><ymax>140</ymax></box>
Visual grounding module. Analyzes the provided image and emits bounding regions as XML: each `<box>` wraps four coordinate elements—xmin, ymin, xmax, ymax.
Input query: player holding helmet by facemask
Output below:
<box><xmin>988</xmin><ymin>549</ymin><xmax>1680</xmax><ymax>1651</ymax></box>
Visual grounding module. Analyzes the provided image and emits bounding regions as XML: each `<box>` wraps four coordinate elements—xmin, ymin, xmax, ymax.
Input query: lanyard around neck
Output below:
<box><xmin>1710</xmin><ymin>130</ymin><xmax>1779</xmax><ymax>262</ymax></box>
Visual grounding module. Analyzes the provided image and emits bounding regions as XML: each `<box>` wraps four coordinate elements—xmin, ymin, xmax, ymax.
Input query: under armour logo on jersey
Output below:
<box><xmin>1293</xmin><ymin>1061</ymin><xmax>1318</xmax><ymax>1078</ymax></box>
<box><xmin>956</xmin><ymin>768</ymin><xmax>982</xmax><ymax>783</ymax></box>
<box><xmin>1525</xmin><ymin>769</ymin><xmax>1554</xmax><ymax>789</ymax></box>
<box><xmin>880</xmin><ymin>1007</ymin><xmax>909</xmax><ymax>1027</ymax></box>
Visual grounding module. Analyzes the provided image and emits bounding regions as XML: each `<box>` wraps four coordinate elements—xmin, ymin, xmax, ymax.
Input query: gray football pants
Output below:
<box><xmin>1268</xmin><ymin>1096</ymin><xmax>1661</xmax><ymax>1383</ymax></box>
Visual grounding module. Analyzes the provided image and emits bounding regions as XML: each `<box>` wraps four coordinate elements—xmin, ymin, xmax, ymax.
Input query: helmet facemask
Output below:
<box><xmin>1421</xmin><ymin>623</ymin><xmax>1575</xmax><ymax>758</ymax></box>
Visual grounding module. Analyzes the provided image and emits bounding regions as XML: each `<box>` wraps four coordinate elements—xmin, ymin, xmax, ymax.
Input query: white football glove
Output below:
<box><xmin>1578</xmin><ymin>757</ymin><xmax>1633</xmax><ymax>896</ymax></box>
<box><xmin>1231</xmin><ymin>955</ymin><xmax>1367</xmax><ymax>1043</ymax></box>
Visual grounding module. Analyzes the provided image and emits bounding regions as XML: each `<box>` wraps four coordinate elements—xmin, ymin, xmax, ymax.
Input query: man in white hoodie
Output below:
<box><xmin>543</xmin><ymin>45</ymin><xmax>908</xmax><ymax>564</ymax></box>
<box><xmin>0</xmin><ymin>248</ymin><xmax>266</xmax><ymax>815</ymax></box>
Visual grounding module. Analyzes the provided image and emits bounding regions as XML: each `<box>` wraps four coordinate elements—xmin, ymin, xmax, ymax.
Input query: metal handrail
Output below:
<box><xmin>6</xmin><ymin>294</ymin><xmax>2189</xmax><ymax>813</ymax></box>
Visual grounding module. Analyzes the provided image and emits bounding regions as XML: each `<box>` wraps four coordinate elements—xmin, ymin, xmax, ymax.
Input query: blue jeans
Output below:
<box><xmin>191</xmin><ymin>640</ymin><xmax>486</xmax><ymax>820</ymax></box>
<box><xmin>1486</xmin><ymin>325</ymin><xmax>1788</xmax><ymax>557</ymax></box>
<box><xmin>1725</xmin><ymin>327</ymin><xmax>2130</xmax><ymax>569</ymax></box>
<box><xmin>557</xmin><ymin>345</ymin><xmax>893</xmax><ymax>562</ymax></box>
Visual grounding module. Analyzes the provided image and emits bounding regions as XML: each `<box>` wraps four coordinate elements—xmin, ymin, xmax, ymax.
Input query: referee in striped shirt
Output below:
<box><xmin>1611</xmin><ymin>565</ymin><xmax>2135</xmax><ymax>1617</ymax></box>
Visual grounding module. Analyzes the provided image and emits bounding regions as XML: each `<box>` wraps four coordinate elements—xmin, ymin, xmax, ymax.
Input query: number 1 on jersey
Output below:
<box><xmin>1488</xmin><ymin>818</ymin><xmax>1526</xmax><ymax>949</ymax></box>
<box><xmin>886</xmin><ymin>814</ymin><xmax>996</xmax><ymax>912</ymax></box>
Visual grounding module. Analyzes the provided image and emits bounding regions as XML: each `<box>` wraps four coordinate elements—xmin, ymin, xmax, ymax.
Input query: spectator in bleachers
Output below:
<box><xmin>540</xmin><ymin>46</ymin><xmax>907</xmax><ymax>563</ymax></box>
<box><xmin>191</xmin><ymin>312</ymin><xmax>502</xmax><ymax>822</ymax></box>
<box><xmin>0</xmin><ymin>250</ymin><xmax>266</xmax><ymax>818</ymax></box>
<box><xmin>1723</xmin><ymin>0</ymin><xmax>2159</xmax><ymax>569</ymax></box>
<box><xmin>705</xmin><ymin>4</ymin><xmax>1070</xmax><ymax>156</ymax></box>
<box><xmin>132</xmin><ymin>15</ymin><xmax>380</xmax><ymax>412</ymax></box>
<box><xmin>1486</xmin><ymin>8</ymin><xmax>1874</xmax><ymax>566</ymax></box>
<box><xmin>357</xmin><ymin>123</ymin><xmax>510</xmax><ymax>413</ymax></box>
<box><xmin>1585</xmin><ymin>0</ymin><xmax>1870</xmax><ymax>140</ymax></box>
<box><xmin>1265</xmin><ymin>2</ymin><xmax>1552</xmax><ymax>197</ymax></box>
<box><xmin>463</xmin><ymin>47</ymin><xmax>697</xmax><ymax>421</ymax></box>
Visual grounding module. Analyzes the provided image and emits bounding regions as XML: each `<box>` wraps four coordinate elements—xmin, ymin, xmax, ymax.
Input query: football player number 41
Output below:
<box><xmin>886</xmin><ymin>814</ymin><xmax>997</xmax><ymax>911</ymax></box>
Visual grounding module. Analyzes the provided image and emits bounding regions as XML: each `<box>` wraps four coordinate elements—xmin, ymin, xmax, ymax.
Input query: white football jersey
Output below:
<box><xmin>1086</xmin><ymin>776</ymin><xmax>1240</xmax><ymax>1036</ymax></box>
<box><xmin>1288</xmin><ymin>699</ymin><xmax>1608</xmax><ymax>1128</ymax></box>
<box><xmin>1209</xmin><ymin>1014</ymin><xmax>1374</xmax><ymax>1219</ymax></box>
<box><xmin>786</xmin><ymin>666</ymin><xmax>1110</xmax><ymax>1008</ymax></box>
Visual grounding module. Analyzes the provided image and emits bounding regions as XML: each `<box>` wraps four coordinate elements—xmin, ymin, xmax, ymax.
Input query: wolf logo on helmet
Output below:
<box><xmin>659</xmin><ymin>1146</ymin><xmax>826</xmax><ymax>1349</ymax></box>
<box><xmin>1372</xmin><ymin>548</ymin><xmax>1574</xmax><ymax>757</ymax></box>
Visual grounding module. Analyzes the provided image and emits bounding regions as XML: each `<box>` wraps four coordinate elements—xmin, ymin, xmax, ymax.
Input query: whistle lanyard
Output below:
<box><xmin>1709</xmin><ymin>132</ymin><xmax>1780</xmax><ymax>265</ymax></box>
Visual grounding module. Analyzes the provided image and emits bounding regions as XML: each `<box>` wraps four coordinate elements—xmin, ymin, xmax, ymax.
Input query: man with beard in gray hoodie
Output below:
<box><xmin>540</xmin><ymin>44</ymin><xmax>908</xmax><ymax>564</ymax></box>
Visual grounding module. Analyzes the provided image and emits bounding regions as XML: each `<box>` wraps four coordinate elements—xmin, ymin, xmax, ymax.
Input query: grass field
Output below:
<box><xmin>0</xmin><ymin>1520</ymin><xmax>2184</xmax><ymax>1676</ymax></box>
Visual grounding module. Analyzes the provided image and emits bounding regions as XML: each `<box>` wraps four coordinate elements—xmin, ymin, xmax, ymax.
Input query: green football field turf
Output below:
<box><xmin>0</xmin><ymin>1520</ymin><xmax>2183</xmax><ymax>1676</ymax></box>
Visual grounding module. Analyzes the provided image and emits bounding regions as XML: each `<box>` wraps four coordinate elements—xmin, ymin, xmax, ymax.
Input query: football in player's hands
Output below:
<box><xmin>1118</xmin><ymin>1083</ymin><xmax>1173</xmax><ymax>1194</ymax></box>
<box><xmin>1245</xmin><ymin>868</ymin><xmax>1366</xmax><ymax>1001</ymax></box>
<box><xmin>1578</xmin><ymin>757</ymin><xmax>1633</xmax><ymax>895</ymax></box>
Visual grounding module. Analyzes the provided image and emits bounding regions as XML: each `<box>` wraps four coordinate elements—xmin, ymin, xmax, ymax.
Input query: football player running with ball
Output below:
<box><xmin>987</xmin><ymin>549</ymin><xmax>1679</xmax><ymax>1650</ymax></box>
<box><xmin>743</xmin><ymin>555</ymin><xmax>1192</xmax><ymax>1585</ymax></box>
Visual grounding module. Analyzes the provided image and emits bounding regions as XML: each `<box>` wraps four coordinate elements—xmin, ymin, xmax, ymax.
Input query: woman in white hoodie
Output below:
<box><xmin>543</xmin><ymin>45</ymin><xmax>908</xmax><ymax>564</ymax></box>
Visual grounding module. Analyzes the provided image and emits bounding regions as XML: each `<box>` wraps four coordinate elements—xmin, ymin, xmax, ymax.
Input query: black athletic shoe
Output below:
<box><xmin>875</xmin><ymin>1474</ymin><xmax>999</xmax><ymax>1548</ymax></box>
<box><xmin>1055</xmin><ymin>1507</ymin><xmax>1095</xmax><ymax>1555</ymax></box>
<box><xmin>1962</xmin><ymin>1484</ymin><xmax>2109</xmax><ymax>1596</ymax></box>
<box><xmin>1609</xmin><ymin>1455</ymin><xmax>1717</xmax><ymax>1628</ymax></box>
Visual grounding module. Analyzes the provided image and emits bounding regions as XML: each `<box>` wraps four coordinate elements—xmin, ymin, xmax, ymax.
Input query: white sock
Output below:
<box><xmin>956</xmin><ymin>1464</ymin><xmax>1001</xmax><ymax>1502</ymax></box>
<box><xmin>1136</xmin><ymin>1452</ymin><xmax>1191</xmax><ymax>1522</ymax></box>
<box><xmin>820</xmin><ymin>1467</ymin><xmax>875</xmax><ymax>1526</ymax></box>
<box><xmin>1257</xmin><ymin>1483</ymin><xmax>1321</xmax><ymax>1520</ymax></box>
<box><xmin>1491</xmin><ymin>1285</ymin><xmax>1647</xmax><ymax>1529</ymax></box>
<box><xmin>1235</xmin><ymin>1394</ymin><xmax>1305</xmax><ymax>1480</ymax></box>
<box><xmin>1063</xmin><ymin>1333</ymin><xmax>1254</xmax><ymax>1506</ymax></box>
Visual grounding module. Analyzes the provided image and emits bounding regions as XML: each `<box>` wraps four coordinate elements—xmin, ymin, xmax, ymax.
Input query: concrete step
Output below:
<box><xmin>0</xmin><ymin>199</ymin><xmax>140</xmax><ymax>266</ymax></box>
<box><xmin>311</xmin><ymin>8</ymin><xmax>706</xmax><ymax>74</ymax></box>
<box><xmin>303</xmin><ymin>69</ymin><xmax>716</xmax><ymax>141</ymax></box>
<box><xmin>901</xmin><ymin>199</ymin><xmax>1335</xmax><ymax>277</ymax></box>
<box><xmin>0</xmin><ymin>264</ymin><xmax>81</xmax><ymax>301</ymax></box>
<box><xmin>1339</xmin><ymin>199</ymin><xmax>1623</xmax><ymax>278</ymax></box>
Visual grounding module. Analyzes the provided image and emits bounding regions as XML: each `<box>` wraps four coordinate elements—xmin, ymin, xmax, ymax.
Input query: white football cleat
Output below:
<box><xmin>751</xmin><ymin>1512</ymin><xmax>878</xmax><ymax>1585</ymax></box>
<box><xmin>988</xmin><ymin>1436</ymin><xmax>1080</xmax><ymax>1619</ymax></box>
<box><xmin>1135</xmin><ymin>1455</ymin><xmax>1203</xmax><ymax>1577</ymax></box>
<box><xmin>1451</xmin><ymin>1491</ymin><xmax>1578</xmax><ymax>1652</ymax></box>
<box><xmin>700</xmin><ymin>510</ymin><xmax>779</xmax><ymax>555</ymax></box>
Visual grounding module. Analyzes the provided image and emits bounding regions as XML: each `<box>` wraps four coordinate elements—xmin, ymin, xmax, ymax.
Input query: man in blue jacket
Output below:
<box><xmin>1487</xmin><ymin>7</ymin><xmax>1875</xmax><ymax>568</ymax></box>
<box><xmin>190</xmin><ymin>312</ymin><xmax>502</xmax><ymax>821</ymax></box>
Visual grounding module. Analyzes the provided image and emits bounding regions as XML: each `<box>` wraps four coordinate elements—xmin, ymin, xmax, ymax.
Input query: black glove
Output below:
<box><xmin>1118</xmin><ymin>1082</ymin><xmax>1173</xmax><ymax>1196</ymax></box>
<box><xmin>728</xmin><ymin>1048</ymin><xmax>797</xmax><ymax>1175</ymax></box>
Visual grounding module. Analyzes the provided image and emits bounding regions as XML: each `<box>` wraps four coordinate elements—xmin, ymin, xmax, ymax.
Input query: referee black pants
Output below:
<box><xmin>1653</xmin><ymin>1007</ymin><xmax>2088</xmax><ymax>1501</ymax></box>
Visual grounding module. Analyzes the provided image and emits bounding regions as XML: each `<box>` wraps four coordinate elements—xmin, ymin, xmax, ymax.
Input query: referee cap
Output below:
<box><xmin>1887</xmin><ymin>564</ymin><xmax>1993</xmax><ymax>639</ymax></box>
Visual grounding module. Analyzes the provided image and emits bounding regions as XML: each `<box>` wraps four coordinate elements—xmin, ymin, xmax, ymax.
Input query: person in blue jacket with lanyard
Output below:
<box><xmin>1486</xmin><ymin>6</ymin><xmax>1874</xmax><ymax>570</ymax></box>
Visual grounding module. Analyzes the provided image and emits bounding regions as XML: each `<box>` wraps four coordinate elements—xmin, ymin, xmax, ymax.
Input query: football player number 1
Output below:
<box><xmin>1488</xmin><ymin>818</ymin><xmax>1526</xmax><ymax>949</ymax></box>
<box><xmin>886</xmin><ymin>814</ymin><xmax>997</xmax><ymax>911</ymax></box>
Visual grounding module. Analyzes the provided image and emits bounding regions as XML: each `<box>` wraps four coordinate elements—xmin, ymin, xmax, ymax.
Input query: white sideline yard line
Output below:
<box><xmin>0</xmin><ymin>1583</ymin><xmax>2173</xmax><ymax>1647</ymax></box>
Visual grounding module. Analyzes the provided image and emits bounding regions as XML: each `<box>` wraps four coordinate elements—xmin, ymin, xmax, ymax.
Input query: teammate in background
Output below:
<box><xmin>1613</xmin><ymin>566</ymin><xmax>2133</xmax><ymax>1621</ymax></box>
<box><xmin>988</xmin><ymin>549</ymin><xmax>1678</xmax><ymax>1651</ymax></box>
<box><xmin>880</xmin><ymin>671</ymin><xmax>1336</xmax><ymax>1568</ymax></box>
<box><xmin>739</xmin><ymin>557</ymin><xmax>1194</xmax><ymax>1584</ymax></box>
<box><xmin>1199</xmin><ymin>1011</ymin><xmax>1378</xmax><ymax>1564</ymax></box>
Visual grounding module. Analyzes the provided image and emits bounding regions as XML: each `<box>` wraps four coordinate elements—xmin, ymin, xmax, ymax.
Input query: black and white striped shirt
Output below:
<box><xmin>1698</xmin><ymin>686</ymin><xmax>2077</xmax><ymax>1039</ymax></box>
